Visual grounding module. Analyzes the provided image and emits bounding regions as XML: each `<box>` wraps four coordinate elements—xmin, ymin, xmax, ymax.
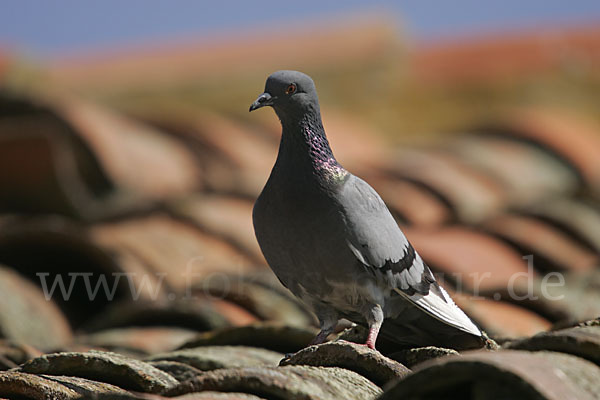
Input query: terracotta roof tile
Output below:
<box><xmin>20</xmin><ymin>350</ymin><xmax>179</xmax><ymax>394</ymax></box>
<box><xmin>483</xmin><ymin>214</ymin><xmax>598</xmax><ymax>273</ymax></box>
<box><xmin>172</xmin><ymin>392</ymin><xmax>266</xmax><ymax>399</ymax></box>
<box><xmin>91</xmin><ymin>214</ymin><xmax>257</xmax><ymax>289</ymax></box>
<box><xmin>204</xmin><ymin>298</ymin><xmax>260</xmax><ymax>327</ymax></box>
<box><xmin>0</xmin><ymin>341</ymin><xmax>41</xmax><ymax>370</ymax></box>
<box><xmin>389</xmin><ymin>149</ymin><xmax>507</xmax><ymax>223</ymax></box>
<box><xmin>81</xmin><ymin>299</ymin><xmax>230</xmax><ymax>334</ymax></box>
<box><xmin>280</xmin><ymin>341</ymin><xmax>410</xmax><ymax>387</ymax></box>
<box><xmin>136</xmin><ymin>111</ymin><xmax>277</xmax><ymax>198</ymax></box>
<box><xmin>168</xmin><ymin>195</ymin><xmax>264</xmax><ymax>264</ymax></box>
<box><xmin>145</xmin><ymin>346</ymin><xmax>283</xmax><ymax>371</ymax></box>
<box><xmin>412</xmin><ymin>24</ymin><xmax>600</xmax><ymax>85</ymax></box>
<box><xmin>451</xmin><ymin>291</ymin><xmax>553</xmax><ymax>338</ymax></box>
<box><xmin>483</xmin><ymin>109</ymin><xmax>600</xmax><ymax>190</ymax></box>
<box><xmin>505</xmin><ymin>323</ymin><xmax>600</xmax><ymax>366</ymax></box>
<box><xmin>369</xmin><ymin>177</ymin><xmax>453</xmax><ymax>226</ymax></box>
<box><xmin>451</xmin><ymin>135</ymin><xmax>580</xmax><ymax>203</ymax></box>
<box><xmin>0</xmin><ymin>93</ymin><xmax>201</xmax><ymax>220</ymax></box>
<box><xmin>0</xmin><ymin>216</ymin><xmax>148</xmax><ymax>327</ymax></box>
<box><xmin>0</xmin><ymin>370</ymin><xmax>123</xmax><ymax>400</ymax></box>
<box><xmin>0</xmin><ymin>266</ymin><xmax>72</xmax><ymax>350</ymax></box>
<box><xmin>195</xmin><ymin>274</ymin><xmax>316</xmax><ymax>328</ymax></box>
<box><xmin>404</xmin><ymin>226</ymin><xmax>531</xmax><ymax>291</ymax></box>
<box><xmin>387</xmin><ymin>346</ymin><xmax>459</xmax><ymax>369</ymax></box>
<box><xmin>76</xmin><ymin>327</ymin><xmax>198</xmax><ymax>357</ymax></box>
<box><xmin>56</xmin><ymin>98</ymin><xmax>202</xmax><ymax>197</ymax></box>
<box><xmin>381</xmin><ymin>350</ymin><xmax>600</xmax><ymax>400</ymax></box>
<box><xmin>523</xmin><ymin>197</ymin><xmax>600</xmax><ymax>253</ymax></box>
<box><xmin>552</xmin><ymin>270</ymin><xmax>600</xmax><ymax>322</ymax></box>
<box><xmin>168</xmin><ymin>365</ymin><xmax>383</xmax><ymax>399</ymax></box>
<box><xmin>177</xmin><ymin>323</ymin><xmax>316</xmax><ymax>355</ymax></box>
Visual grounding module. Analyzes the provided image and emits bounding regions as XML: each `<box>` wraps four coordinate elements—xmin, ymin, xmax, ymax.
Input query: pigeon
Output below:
<box><xmin>250</xmin><ymin>70</ymin><xmax>485</xmax><ymax>350</ymax></box>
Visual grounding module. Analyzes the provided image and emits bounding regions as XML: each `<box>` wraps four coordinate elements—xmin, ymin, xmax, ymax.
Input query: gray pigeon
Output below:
<box><xmin>250</xmin><ymin>70</ymin><xmax>484</xmax><ymax>350</ymax></box>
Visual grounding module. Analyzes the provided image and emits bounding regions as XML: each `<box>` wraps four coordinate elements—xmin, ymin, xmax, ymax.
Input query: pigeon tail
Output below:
<box><xmin>381</xmin><ymin>287</ymin><xmax>485</xmax><ymax>350</ymax></box>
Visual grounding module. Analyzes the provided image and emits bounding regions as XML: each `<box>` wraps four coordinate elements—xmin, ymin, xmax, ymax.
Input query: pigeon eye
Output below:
<box><xmin>285</xmin><ymin>83</ymin><xmax>297</xmax><ymax>95</ymax></box>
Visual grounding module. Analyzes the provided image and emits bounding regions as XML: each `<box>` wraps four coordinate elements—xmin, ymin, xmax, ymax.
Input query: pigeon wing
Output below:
<box><xmin>338</xmin><ymin>175</ymin><xmax>438</xmax><ymax>296</ymax></box>
<box><xmin>337</xmin><ymin>175</ymin><xmax>482</xmax><ymax>336</ymax></box>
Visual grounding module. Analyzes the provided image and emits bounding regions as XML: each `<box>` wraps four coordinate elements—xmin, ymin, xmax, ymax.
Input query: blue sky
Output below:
<box><xmin>1</xmin><ymin>0</ymin><xmax>599</xmax><ymax>58</ymax></box>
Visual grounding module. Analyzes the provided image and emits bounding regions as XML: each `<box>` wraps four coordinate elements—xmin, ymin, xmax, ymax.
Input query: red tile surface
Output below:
<box><xmin>371</xmin><ymin>177</ymin><xmax>453</xmax><ymax>226</ymax></box>
<box><xmin>390</xmin><ymin>149</ymin><xmax>507</xmax><ymax>223</ymax></box>
<box><xmin>56</xmin><ymin>98</ymin><xmax>202</xmax><ymax>198</ymax></box>
<box><xmin>451</xmin><ymin>135</ymin><xmax>580</xmax><ymax>204</ymax></box>
<box><xmin>493</xmin><ymin>109</ymin><xmax>600</xmax><ymax>190</ymax></box>
<box><xmin>0</xmin><ymin>216</ymin><xmax>149</xmax><ymax>325</ymax></box>
<box><xmin>524</xmin><ymin>198</ymin><xmax>600</xmax><ymax>253</ymax></box>
<box><xmin>404</xmin><ymin>226</ymin><xmax>531</xmax><ymax>291</ymax></box>
<box><xmin>0</xmin><ymin>266</ymin><xmax>73</xmax><ymax>349</ymax></box>
<box><xmin>483</xmin><ymin>214</ymin><xmax>598</xmax><ymax>272</ymax></box>
<box><xmin>91</xmin><ymin>214</ymin><xmax>258</xmax><ymax>290</ymax></box>
<box><xmin>77</xmin><ymin>327</ymin><xmax>198</xmax><ymax>355</ymax></box>
<box><xmin>200</xmin><ymin>297</ymin><xmax>260</xmax><ymax>326</ymax></box>
<box><xmin>170</xmin><ymin>195</ymin><xmax>264</xmax><ymax>264</ymax></box>
<box><xmin>452</xmin><ymin>290</ymin><xmax>553</xmax><ymax>338</ymax></box>
<box><xmin>412</xmin><ymin>24</ymin><xmax>600</xmax><ymax>85</ymax></box>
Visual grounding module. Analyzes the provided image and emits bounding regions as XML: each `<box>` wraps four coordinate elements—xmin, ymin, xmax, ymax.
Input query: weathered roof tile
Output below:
<box><xmin>0</xmin><ymin>265</ymin><xmax>72</xmax><ymax>349</ymax></box>
<box><xmin>280</xmin><ymin>341</ymin><xmax>410</xmax><ymax>387</ymax></box>
<box><xmin>20</xmin><ymin>350</ymin><xmax>179</xmax><ymax>394</ymax></box>
<box><xmin>146</xmin><ymin>346</ymin><xmax>283</xmax><ymax>371</ymax></box>
<box><xmin>76</xmin><ymin>327</ymin><xmax>198</xmax><ymax>356</ymax></box>
<box><xmin>483</xmin><ymin>214</ymin><xmax>598</xmax><ymax>273</ymax></box>
<box><xmin>504</xmin><ymin>323</ymin><xmax>600</xmax><ymax>366</ymax></box>
<box><xmin>178</xmin><ymin>323</ymin><xmax>316</xmax><ymax>354</ymax></box>
<box><xmin>168</xmin><ymin>365</ymin><xmax>383</xmax><ymax>399</ymax></box>
<box><xmin>381</xmin><ymin>350</ymin><xmax>600</xmax><ymax>400</ymax></box>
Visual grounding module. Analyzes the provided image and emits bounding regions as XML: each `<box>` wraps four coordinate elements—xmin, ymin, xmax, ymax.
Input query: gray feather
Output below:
<box><xmin>337</xmin><ymin>175</ymin><xmax>439</xmax><ymax>297</ymax></box>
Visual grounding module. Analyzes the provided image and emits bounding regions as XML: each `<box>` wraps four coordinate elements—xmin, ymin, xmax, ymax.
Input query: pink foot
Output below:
<box><xmin>352</xmin><ymin>340</ymin><xmax>376</xmax><ymax>349</ymax></box>
<box><xmin>338</xmin><ymin>339</ymin><xmax>376</xmax><ymax>349</ymax></box>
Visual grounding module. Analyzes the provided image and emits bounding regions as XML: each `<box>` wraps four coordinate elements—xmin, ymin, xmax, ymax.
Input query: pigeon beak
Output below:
<box><xmin>249</xmin><ymin>92</ymin><xmax>274</xmax><ymax>112</ymax></box>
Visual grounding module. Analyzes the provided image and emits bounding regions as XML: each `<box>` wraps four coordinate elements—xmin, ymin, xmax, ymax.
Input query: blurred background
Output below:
<box><xmin>0</xmin><ymin>0</ymin><xmax>599</xmax><ymax>357</ymax></box>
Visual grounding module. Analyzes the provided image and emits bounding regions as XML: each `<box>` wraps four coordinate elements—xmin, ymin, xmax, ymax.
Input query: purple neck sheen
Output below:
<box><xmin>294</xmin><ymin>111</ymin><xmax>349</xmax><ymax>184</ymax></box>
<box><xmin>277</xmin><ymin>106</ymin><xmax>348</xmax><ymax>182</ymax></box>
<box><xmin>304</xmin><ymin>126</ymin><xmax>344</xmax><ymax>176</ymax></box>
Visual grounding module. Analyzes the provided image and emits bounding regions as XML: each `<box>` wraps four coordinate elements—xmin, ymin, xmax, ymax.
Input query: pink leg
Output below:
<box><xmin>362</xmin><ymin>304</ymin><xmax>384</xmax><ymax>350</ymax></box>
<box><xmin>364</xmin><ymin>322</ymin><xmax>381</xmax><ymax>349</ymax></box>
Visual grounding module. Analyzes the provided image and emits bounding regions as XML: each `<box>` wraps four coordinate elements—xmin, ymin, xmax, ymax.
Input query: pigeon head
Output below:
<box><xmin>249</xmin><ymin>70</ymin><xmax>320</xmax><ymax>120</ymax></box>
